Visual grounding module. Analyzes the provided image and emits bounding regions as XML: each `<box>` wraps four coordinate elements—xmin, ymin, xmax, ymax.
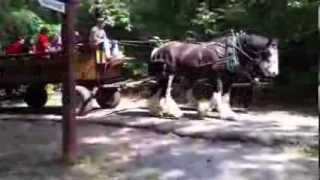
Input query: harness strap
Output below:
<box><xmin>216</xmin><ymin>33</ymin><xmax>259</xmax><ymax>66</ymax></box>
<box><xmin>232</xmin><ymin>45</ymin><xmax>256</xmax><ymax>63</ymax></box>
<box><xmin>225</xmin><ymin>31</ymin><xmax>239</xmax><ymax>73</ymax></box>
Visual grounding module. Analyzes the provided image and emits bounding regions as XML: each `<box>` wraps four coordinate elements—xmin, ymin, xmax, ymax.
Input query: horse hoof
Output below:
<box><xmin>172</xmin><ymin>111</ymin><xmax>183</xmax><ymax>119</ymax></box>
<box><xmin>197</xmin><ymin>111</ymin><xmax>207</xmax><ymax>120</ymax></box>
<box><xmin>220</xmin><ymin>112</ymin><xmax>238</xmax><ymax>121</ymax></box>
<box><xmin>150</xmin><ymin>112</ymin><xmax>162</xmax><ymax>118</ymax></box>
<box><xmin>150</xmin><ymin>110</ymin><xmax>183</xmax><ymax>119</ymax></box>
<box><xmin>161</xmin><ymin>113</ymin><xmax>183</xmax><ymax>119</ymax></box>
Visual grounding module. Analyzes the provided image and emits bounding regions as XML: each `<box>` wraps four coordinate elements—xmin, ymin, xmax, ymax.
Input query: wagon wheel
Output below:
<box><xmin>96</xmin><ymin>87</ymin><xmax>121</xmax><ymax>108</ymax></box>
<box><xmin>75</xmin><ymin>85</ymin><xmax>94</xmax><ymax>116</ymax></box>
<box><xmin>24</xmin><ymin>84</ymin><xmax>48</xmax><ymax>108</ymax></box>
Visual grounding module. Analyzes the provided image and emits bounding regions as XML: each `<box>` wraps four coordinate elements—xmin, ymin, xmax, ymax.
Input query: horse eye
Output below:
<box><xmin>262</xmin><ymin>51</ymin><xmax>271</xmax><ymax>60</ymax></box>
<box><xmin>270</xmin><ymin>43</ymin><xmax>277</xmax><ymax>48</ymax></box>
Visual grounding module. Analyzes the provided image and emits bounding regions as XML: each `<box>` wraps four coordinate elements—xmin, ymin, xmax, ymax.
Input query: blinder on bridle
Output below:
<box><xmin>237</xmin><ymin>34</ymin><xmax>276</xmax><ymax>65</ymax></box>
<box><xmin>234</xmin><ymin>33</ymin><xmax>278</xmax><ymax>80</ymax></box>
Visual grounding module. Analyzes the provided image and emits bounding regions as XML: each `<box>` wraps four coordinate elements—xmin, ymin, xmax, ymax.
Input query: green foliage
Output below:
<box><xmin>128</xmin><ymin>0</ymin><xmax>195</xmax><ymax>38</ymax></box>
<box><xmin>89</xmin><ymin>0</ymin><xmax>132</xmax><ymax>31</ymax></box>
<box><xmin>190</xmin><ymin>2</ymin><xmax>220</xmax><ymax>38</ymax></box>
<box><xmin>0</xmin><ymin>0</ymin><xmax>60</xmax><ymax>45</ymax></box>
<box><xmin>122</xmin><ymin>60</ymin><xmax>148</xmax><ymax>79</ymax></box>
<box><xmin>303</xmin><ymin>146</ymin><xmax>319</xmax><ymax>158</ymax></box>
<box><xmin>10</xmin><ymin>9</ymin><xmax>44</xmax><ymax>35</ymax></box>
<box><xmin>0</xmin><ymin>0</ymin><xmax>317</xmax><ymax>84</ymax></box>
<box><xmin>0</xmin><ymin>9</ymin><xmax>42</xmax><ymax>44</ymax></box>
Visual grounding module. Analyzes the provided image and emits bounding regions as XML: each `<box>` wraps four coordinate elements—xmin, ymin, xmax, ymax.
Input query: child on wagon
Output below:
<box><xmin>4</xmin><ymin>37</ymin><xmax>25</xmax><ymax>55</ymax></box>
<box><xmin>89</xmin><ymin>17</ymin><xmax>112</xmax><ymax>63</ymax></box>
<box><xmin>35</xmin><ymin>27</ymin><xmax>50</xmax><ymax>55</ymax></box>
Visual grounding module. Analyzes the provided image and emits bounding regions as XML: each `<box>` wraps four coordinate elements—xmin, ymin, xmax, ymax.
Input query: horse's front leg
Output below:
<box><xmin>211</xmin><ymin>78</ymin><xmax>238</xmax><ymax>120</ymax></box>
<box><xmin>148</xmin><ymin>74</ymin><xmax>183</xmax><ymax>118</ymax></box>
<box><xmin>221</xmin><ymin>89</ymin><xmax>238</xmax><ymax>120</ymax></box>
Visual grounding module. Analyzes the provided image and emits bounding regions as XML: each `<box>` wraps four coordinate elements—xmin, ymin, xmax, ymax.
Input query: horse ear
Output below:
<box><xmin>268</xmin><ymin>38</ymin><xmax>279</xmax><ymax>47</ymax></box>
<box><xmin>246</xmin><ymin>34</ymin><xmax>268</xmax><ymax>49</ymax></box>
<box><xmin>272</xmin><ymin>38</ymin><xmax>279</xmax><ymax>44</ymax></box>
<box><xmin>268</xmin><ymin>38</ymin><xmax>278</xmax><ymax>47</ymax></box>
<box><xmin>239</xmin><ymin>33</ymin><xmax>249</xmax><ymax>45</ymax></box>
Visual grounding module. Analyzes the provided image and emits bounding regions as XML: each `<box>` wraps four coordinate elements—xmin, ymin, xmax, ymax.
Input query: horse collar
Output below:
<box><xmin>225</xmin><ymin>34</ymin><xmax>240</xmax><ymax>73</ymax></box>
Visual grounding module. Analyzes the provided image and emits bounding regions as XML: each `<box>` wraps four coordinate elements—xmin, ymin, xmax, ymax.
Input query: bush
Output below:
<box><xmin>122</xmin><ymin>59</ymin><xmax>148</xmax><ymax>80</ymax></box>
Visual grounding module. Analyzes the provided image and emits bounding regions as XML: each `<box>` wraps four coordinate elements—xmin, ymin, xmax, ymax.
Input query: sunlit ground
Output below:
<box><xmin>0</xmin><ymin>86</ymin><xmax>318</xmax><ymax>180</ymax></box>
<box><xmin>0</xmin><ymin>121</ymin><xmax>318</xmax><ymax>180</ymax></box>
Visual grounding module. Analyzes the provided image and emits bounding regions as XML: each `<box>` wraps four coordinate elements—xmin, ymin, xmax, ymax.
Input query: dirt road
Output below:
<box><xmin>0</xmin><ymin>97</ymin><xmax>318</xmax><ymax>180</ymax></box>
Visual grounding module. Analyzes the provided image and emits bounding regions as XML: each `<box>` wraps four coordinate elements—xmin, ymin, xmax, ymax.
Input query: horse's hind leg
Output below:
<box><xmin>159</xmin><ymin>75</ymin><xmax>183</xmax><ymax>118</ymax></box>
<box><xmin>148</xmin><ymin>75</ymin><xmax>183</xmax><ymax>118</ymax></box>
<box><xmin>148</xmin><ymin>76</ymin><xmax>168</xmax><ymax>117</ymax></box>
<box><xmin>148</xmin><ymin>86</ymin><xmax>164</xmax><ymax>117</ymax></box>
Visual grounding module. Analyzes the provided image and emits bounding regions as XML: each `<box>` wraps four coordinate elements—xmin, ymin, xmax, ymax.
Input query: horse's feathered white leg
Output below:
<box><xmin>197</xmin><ymin>99</ymin><xmax>211</xmax><ymax>119</ymax></box>
<box><xmin>213</xmin><ymin>91</ymin><xmax>237</xmax><ymax>120</ymax></box>
<box><xmin>213</xmin><ymin>91</ymin><xmax>223</xmax><ymax>115</ymax></box>
<box><xmin>160</xmin><ymin>75</ymin><xmax>183</xmax><ymax>118</ymax></box>
<box><xmin>221</xmin><ymin>92</ymin><xmax>238</xmax><ymax>120</ymax></box>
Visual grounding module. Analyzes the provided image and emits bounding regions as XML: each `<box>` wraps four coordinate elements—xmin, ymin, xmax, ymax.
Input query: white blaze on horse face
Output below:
<box><xmin>259</xmin><ymin>61</ymin><xmax>269</xmax><ymax>77</ymax></box>
<box><xmin>269</xmin><ymin>45</ymin><xmax>279</xmax><ymax>76</ymax></box>
<box><xmin>259</xmin><ymin>45</ymin><xmax>279</xmax><ymax>77</ymax></box>
<box><xmin>267</xmin><ymin>45</ymin><xmax>279</xmax><ymax>77</ymax></box>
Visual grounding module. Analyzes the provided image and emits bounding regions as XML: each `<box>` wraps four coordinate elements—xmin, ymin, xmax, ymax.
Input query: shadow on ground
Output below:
<box><xmin>0</xmin><ymin>121</ymin><xmax>318</xmax><ymax>180</ymax></box>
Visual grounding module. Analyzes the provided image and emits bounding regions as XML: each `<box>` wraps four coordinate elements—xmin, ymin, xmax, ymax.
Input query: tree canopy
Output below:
<box><xmin>0</xmin><ymin>0</ymin><xmax>318</xmax><ymax>84</ymax></box>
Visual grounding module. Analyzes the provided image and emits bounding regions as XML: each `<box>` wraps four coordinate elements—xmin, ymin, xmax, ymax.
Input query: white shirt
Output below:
<box><xmin>89</xmin><ymin>26</ymin><xmax>108</xmax><ymax>45</ymax></box>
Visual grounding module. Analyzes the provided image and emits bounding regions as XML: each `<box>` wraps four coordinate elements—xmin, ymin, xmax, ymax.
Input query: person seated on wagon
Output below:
<box><xmin>35</xmin><ymin>27</ymin><xmax>50</xmax><ymax>55</ymax></box>
<box><xmin>21</xmin><ymin>37</ymin><xmax>35</xmax><ymax>54</ymax></box>
<box><xmin>89</xmin><ymin>17</ymin><xmax>112</xmax><ymax>63</ymax></box>
<box><xmin>73</xmin><ymin>31</ymin><xmax>82</xmax><ymax>45</ymax></box>
<box><xmin>49</xmin><ymin>34</ymin><xmax>62</xmax><ymax>52</ymax></box>
<box><xmin>4</xmin><ymin>37</ymin><xmax>25</xmax><ymax>55</ymax></box>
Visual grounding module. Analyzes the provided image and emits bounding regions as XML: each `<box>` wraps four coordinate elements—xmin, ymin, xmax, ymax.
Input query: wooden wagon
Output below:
<box><xmin>0</xmin><ymin>45</ymin><xmax>132</xmax><ymax>114</ymax></box>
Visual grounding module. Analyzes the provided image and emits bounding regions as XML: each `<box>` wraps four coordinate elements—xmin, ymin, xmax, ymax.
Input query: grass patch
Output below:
<box><xmin>122</xmin><ymin>60</ymin><xmax>148</xmax><ymax>80</ymax></box>
<box><xmin>302</xmin><ymin>146</ymin><xmax>319</xmax><ymax>158</ymax></box>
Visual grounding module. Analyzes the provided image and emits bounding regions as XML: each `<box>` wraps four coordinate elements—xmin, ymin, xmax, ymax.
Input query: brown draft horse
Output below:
<box><xmin>148</xmin><ymin>32</ymin><xmax>279</xmax><ymax>120</ymax></box>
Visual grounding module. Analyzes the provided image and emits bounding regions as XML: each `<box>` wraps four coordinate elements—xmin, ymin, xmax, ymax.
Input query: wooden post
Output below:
<box><xmin>62</xmin><ymin>0</ymin><xmax>77</xmax><ymax>163</ymax></box>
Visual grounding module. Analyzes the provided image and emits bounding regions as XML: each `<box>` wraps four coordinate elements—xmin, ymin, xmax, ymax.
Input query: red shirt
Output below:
<box><xmin>5</xmin><ymin>40</ymin><xmax>23</xmax><ymax>55</ymax></box>
<box><xmin>36</xmin><ymin>34</ymin><xmax>49</xmax><ymax>53</ymax></box>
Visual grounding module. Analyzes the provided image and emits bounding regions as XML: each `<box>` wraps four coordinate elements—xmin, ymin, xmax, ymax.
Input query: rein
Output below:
<box><xmin>204</xmin><ymin>34</ymin><xmax>261</xmax><ymax>66</ymax></box>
